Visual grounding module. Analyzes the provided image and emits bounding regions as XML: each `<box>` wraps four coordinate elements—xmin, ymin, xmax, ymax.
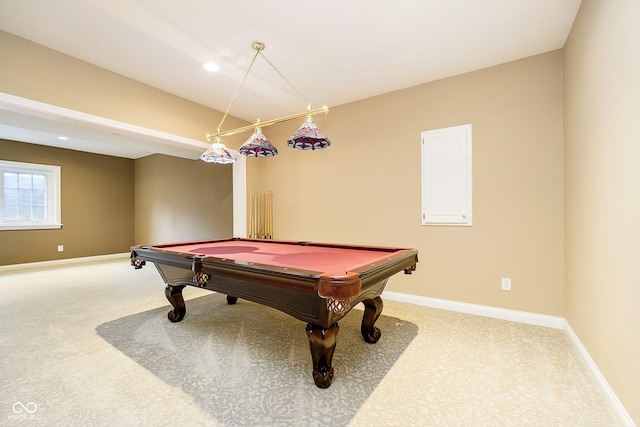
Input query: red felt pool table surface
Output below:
<box><xmin>160</xmin><ymin>239</ymin><xmax>399</xmax><ymax>275</ymax></box>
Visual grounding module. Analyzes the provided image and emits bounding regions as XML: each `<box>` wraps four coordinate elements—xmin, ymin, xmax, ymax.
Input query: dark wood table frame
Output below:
<box><xmin>130</xmin><ymin>238</ymin><xmax>418</xmax><ymax>388</ymax></box>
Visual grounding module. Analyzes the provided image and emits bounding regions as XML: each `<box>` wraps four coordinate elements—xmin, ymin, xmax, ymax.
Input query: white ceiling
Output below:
<box><xmin>0</xmin><ymin>0</ymin><xmax>581</xmax><ymax>159</ymax></box>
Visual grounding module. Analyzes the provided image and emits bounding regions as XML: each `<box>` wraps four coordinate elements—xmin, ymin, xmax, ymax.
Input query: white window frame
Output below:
<box><xmin>421</xmin><ymin>124</ymin><xmax>473</xmax><ymax>226</ymax></box>
<box><xmin>0</xmin><ymin>160</ymin><xmax>62</xmax><ymax>230</ymax></box>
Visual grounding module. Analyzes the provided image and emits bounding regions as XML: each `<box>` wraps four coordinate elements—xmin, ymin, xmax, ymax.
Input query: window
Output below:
<box><xmin>421</xmin><ymin>124</ymin><xmax>472</xmax><ymax>226</ymax></box>
<box><xmin>0</xmin><ymin>160</ymin><xmax>61</xmax><ymax>230</ymax></box>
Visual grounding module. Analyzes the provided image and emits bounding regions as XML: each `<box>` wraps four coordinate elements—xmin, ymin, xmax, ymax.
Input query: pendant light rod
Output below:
<box><xmin>207</xmin><ymin>105</ymin><xmax>329</xmax><ymax>141</ymax></box>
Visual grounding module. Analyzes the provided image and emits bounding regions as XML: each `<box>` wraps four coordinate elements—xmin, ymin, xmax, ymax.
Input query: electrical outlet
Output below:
<box><xmin>57</xmin><ymin>245</ymin><xmax>64</xmax><ymax>252</ymax></box>
<box><xmin>501</xmin><ymin>277</ymin><xmax>511</xmax><ymax>291</ymax></box>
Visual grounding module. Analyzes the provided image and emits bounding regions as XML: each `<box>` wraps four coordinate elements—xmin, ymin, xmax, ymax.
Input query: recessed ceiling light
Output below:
<box><xmin>57</xmin><ymin>136</ymin><xmax>69</xmax><ymax>140</ymax></box>
<box><xmin>203</xmin><ymin>61</ymin><xmax>220</xmax><ymax>72</ymax></box>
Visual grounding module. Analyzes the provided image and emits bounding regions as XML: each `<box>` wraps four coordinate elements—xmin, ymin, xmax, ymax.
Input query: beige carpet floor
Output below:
<box><xmin>0</xmin><ymin>257</ymin><xmax>620</xmax><ymax>426</ymax></box>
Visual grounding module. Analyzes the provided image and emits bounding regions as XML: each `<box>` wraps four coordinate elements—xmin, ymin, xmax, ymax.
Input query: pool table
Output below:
<box><xmin>130</xmin><ymin>237</ymin><xmax>418</xmax><ymax>388</ymax></box>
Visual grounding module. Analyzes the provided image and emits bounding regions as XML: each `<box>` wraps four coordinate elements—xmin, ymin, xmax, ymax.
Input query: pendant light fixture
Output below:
<box><xmin>287</xmin><ymin>107</ymin><xmax>332</xmax><ymax>150</ymax></box>
<box><xmin>200</xmin><ymin>41</ymin><xmax>331</xmax><ymax>164</ymax></box>
<box><xmin>200</xmin><ymin>136</ymin><xmax>237</xmax><ymax>164</ymax></box>
<box><xmin>238</xmin><ymin>122</ymin><xmax>278</xmax><ymax>157</ymax></box>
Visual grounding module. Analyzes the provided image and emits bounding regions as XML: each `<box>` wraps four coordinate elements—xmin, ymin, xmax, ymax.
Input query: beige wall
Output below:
<box><xmin>564</xmin><ymin>0</ymin><xmax>640</xmax><ymax>423</ymax></box>
<box><xmin>135</xmin><ymin>154</ymin><xmax>233</xmax><ymax>244</ymax></box>
<box><xmin>0</xmin><ymin>31</ymin><xmax>239</xmax><ymax>263</ymax></box>
<box><xmin>250</xmin><ymin>51</ymin><xmax>565</xmax><ymax>316</ymax></box>
<box><xmin>0</xmin><ymin>139</ymin><xmax>134</xmax><ymax>265</ymax></box>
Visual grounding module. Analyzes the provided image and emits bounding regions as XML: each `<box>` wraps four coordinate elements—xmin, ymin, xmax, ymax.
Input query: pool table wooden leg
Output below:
<box><xmin>305</xmin><ymin>322</ymin><xmax>339</xmax><ymax>388</ymax></box>
<box><xmin>165</xmin><ymin>284</ymin><xmax>186</xmax><ymax>322</ymax></box>
<box><xmin>361</xmin><ymin>296</ymin><xmax>383</xmax><ymax>343</ymax></box>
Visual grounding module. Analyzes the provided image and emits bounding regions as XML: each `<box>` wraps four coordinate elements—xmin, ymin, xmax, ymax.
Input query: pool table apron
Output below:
<box><xmin>148</xmin><ymin>257</ymin><xmax>402</xmax><ymax>328</ymax></box>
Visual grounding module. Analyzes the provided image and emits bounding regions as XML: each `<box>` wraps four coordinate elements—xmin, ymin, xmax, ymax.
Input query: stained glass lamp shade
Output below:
<box><xmin>238</xmin><ymin>127</ymin><xmax>278</xmax><ymax>157</ymax></box>
<box><xmin>287</xmin><ymin>115</ymin><xmax>331</xmax><ymax>150</ymax></box>
<box><xmin>200</xmin><ymin>137</ymin><xmax>236</xmax><ymax>164</ymax></box>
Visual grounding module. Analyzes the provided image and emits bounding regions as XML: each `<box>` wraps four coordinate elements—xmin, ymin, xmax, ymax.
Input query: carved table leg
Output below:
<box><xmin>361</xmin><ymin>296</ymin><xmax>383</xmax><ymax>343</ymax></box>
<box><xmin>165</xmin><ymin>284</ymin><xmax>186</xmax><ymax>322</ymax></box>
<box><xmin>305</xmin><ymin>323</ymin><xmax>339</xmax><ymax>388</ymax></box>
<box><xmin>226</xmin><ymin>295</ymin><xmax>238</xmax><ymax>305</ymax></box>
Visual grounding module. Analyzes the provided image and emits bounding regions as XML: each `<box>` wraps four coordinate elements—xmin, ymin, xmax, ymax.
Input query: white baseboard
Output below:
<box><xmin>382</xmin><ymin>290</ymin><xmax>635</xmax><ymax>426</ymax></box>
<box><xmin>0</xmin><ymin>252</ymin><xmax>130</xmax><ymax>272</ymax></box>
<box><xmin>382</xmin><ymin>290</ymin><xmax>565</xmax><ymax>329</ymax></box>
<box><xmin>563</xmin><ymin>320</ymin><xmax>636</xmax><ymax>426</ymax></box>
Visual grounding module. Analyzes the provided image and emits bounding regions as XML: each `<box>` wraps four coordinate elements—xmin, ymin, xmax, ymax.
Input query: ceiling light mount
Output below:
<box><xmin>251</xmin><ymin>40</ymin><xmax>265</xmax><ymax>51</ymax></box>
<box><xmin>200</xmin><ymin>40</ymin><xmax>331</xmax><ymax>164</ymax></box>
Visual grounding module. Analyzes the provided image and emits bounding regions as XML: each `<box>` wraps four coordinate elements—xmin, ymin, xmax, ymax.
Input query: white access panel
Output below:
<box><xmin>421</xmin><ymin>124</ymin><xmax>472</xmax><ymax>226</ymax></box>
